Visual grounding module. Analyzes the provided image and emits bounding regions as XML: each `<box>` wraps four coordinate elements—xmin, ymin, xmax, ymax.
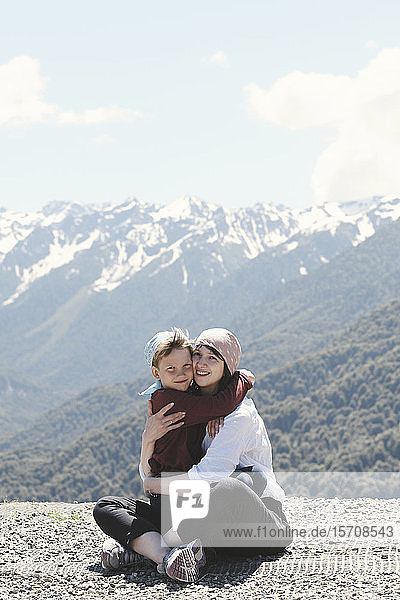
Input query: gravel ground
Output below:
<box><xmin>0</xmin><ymin>498</ymin><xmax>399</xmax><ymax>600</ymax></box>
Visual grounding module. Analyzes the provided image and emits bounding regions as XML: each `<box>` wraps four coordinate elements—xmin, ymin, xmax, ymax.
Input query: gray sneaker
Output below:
<box><xmin>101</xmin><ymin>537</ymin><xmax>139</xmax><ymax>570</ymax></box>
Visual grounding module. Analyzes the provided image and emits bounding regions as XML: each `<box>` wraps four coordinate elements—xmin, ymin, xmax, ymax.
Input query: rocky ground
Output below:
<box><xmin>0</xmin><ymin>498</ymin><xmax>399</xmax><ymax>600</ymax></box>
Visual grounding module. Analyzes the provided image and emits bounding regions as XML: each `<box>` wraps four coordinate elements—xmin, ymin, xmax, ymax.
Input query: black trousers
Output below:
<box><xmin>93</xmin><ymin>478</ymin><xmax>292</xmax><ymax>557</ymax></box>
<box><xmin>93</xmin><ymin>494</ymin><xmax>166</xmax><ymax>549</ymax></box>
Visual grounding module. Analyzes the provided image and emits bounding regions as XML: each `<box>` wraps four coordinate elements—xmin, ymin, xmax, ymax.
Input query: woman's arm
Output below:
<box><xmin>139</xmin><ymin>400</ymin><xmax>186</xmax><ymax>478</ymax></box>
<box><xmin>151</xmin><ymin>370</ymin><xmax>254</xmax><ymax>427</ymax></box>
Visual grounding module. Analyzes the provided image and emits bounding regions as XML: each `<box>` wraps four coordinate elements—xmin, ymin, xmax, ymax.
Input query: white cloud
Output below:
<box><xmin>0</xmin><ymin>56</ymin><xmax>57</xmax><ymax>126</ymax></box>
<box><xmin>0</xmin><ymin>56</ymin><xmax>142</xmax><ymax>128</ymax></box>
<box><xmin>245</xmin><ymin>72</ymin><xmax>354</xmax><ymax>130</ymax></box>
<box><xmin>203</xmin><ymin>51</ymin><xmax>229</xmax><ymax>68</ymax></box>
<box><xmin>366</xmin><ymin>40</ymin><xmax>379</xmax><ymax>50</ymax></box>
<box><xmin>244</xmin><ymin>48</ymin><xmax>400</xmax><ymax>204</ymax></box>
<box><xmin>57</xmin><ymin>107</ymin><xmax>142</xmax><ymax>125</ymax></box>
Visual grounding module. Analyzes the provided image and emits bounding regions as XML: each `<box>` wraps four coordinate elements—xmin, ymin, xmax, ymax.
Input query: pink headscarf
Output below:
<box><xmin>194</xmin><ymin>328</ymin><xmax>241</xmax><ymax>375</ymax></box>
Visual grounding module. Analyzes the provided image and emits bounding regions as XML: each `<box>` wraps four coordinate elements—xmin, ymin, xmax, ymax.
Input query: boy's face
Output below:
<box><xmin>152</xmin><ymin>347</ymin><xmax>193</xmax><ymax>391</ymax></box>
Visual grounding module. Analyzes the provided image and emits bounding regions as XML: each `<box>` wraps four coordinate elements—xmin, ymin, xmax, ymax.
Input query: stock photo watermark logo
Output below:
<box><xmin>160</xmin><ymin>471</ymin><xmax>400</xmax><ymax>550</ymax></box>
<box><xmin>168</xmin><ymin>480</ymin><xmax>210</xmax><ymax>531</ymax></box>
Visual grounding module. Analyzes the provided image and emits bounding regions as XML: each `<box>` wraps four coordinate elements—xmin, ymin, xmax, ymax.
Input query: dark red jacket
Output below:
<box><xmin>149</xmin><ymin>371</ymin><xmax>252</xmax><ymax>475</ymax></box>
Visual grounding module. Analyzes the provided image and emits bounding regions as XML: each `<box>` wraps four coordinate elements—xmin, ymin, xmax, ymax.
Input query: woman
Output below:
<box><xmin>93</xmin><ymin>328</ymin><xmax>291</xmax><ymax>581</ymax></box>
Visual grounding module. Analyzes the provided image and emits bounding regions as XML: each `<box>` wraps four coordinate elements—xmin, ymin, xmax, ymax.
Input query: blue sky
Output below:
<box><xmin>1</xmin><ymin>0</ymin><xmax>400</xmax><ymax>212</ymax></box>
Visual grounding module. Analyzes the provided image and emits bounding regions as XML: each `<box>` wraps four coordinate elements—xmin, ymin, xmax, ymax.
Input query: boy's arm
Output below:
<box><xmin>140</xmin><ymin>436</ymin><xmax>154</xmax><ymax>478</ymax></box>
<box><xmin>140</xmin><ymin>400</ymin><xmax>157</xmax><ymax>478</ymax></box>
<box><xmin>151</xmin><ymin>370</ymin><xmax>253</xmax><ymax>427</ymax></box>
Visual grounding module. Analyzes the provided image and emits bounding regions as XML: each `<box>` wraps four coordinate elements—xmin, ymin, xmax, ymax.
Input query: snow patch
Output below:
<box><xmin>41</xmin><ymin>210</ymin><xmax>69</xmax><ymax>227</ymax></box>
<box><xmin>149</xmin><ymin>245</ymin><xmax>183</xmax><ymax>279</ymax></box>
<box><xmin>182</xmin><ymin>264</ymin><xmax>188</xmax><ymax>286</ymax></box>
<box><xmin>0</xmin><ymin>230</ymin><xmax>32</xmax><ymax>255</ymax></box>
<box><xmin>240</xmin><ymin>228</ymin><xmax>264</xmax><ymax>259</ymax></box>
<box><xmin>2</xmin><ymin>229</ymin><xmax>100</xmax><ymax>306</ymax></box>
<box><xmin>66</xmin><ymin>268</ymin><xmax>80</xmax><ymax>280</ymax></box>
<box><xmin>152</xmin><ymin>196</ymin><xmax>213</xmax><ymax>222</ymax></box>
<box><xmin>283</xmin><ymin>241</ymin><xmax>299</xmax><ymax>254</ymax></box>
<box><xmin>92</xmin><ymin>245</ymin><xmax>149</xmax><ymax>292</ymax></box>
<box><xmin>374</xmin><ymin>196</ymin><xmax>400</xmax><ymax>221</ymax></box>
<box><xmin>102</xmin><ymin>198</ymin><xmax>147</xmax><ymax>214</ymax></box>
<box><xmin>126</xmin><ymin>222</ymin><xmax>167</xmax><ymax>246</ymax></box>
<box><xmin>113</xmin><ymin>199</ymin><xmax>140</xmax><ymax>213</ymax></box>
<box><xmin>0</xmin><ymin>210</ymin><xmax>38</xmax><ymax>256</ymax></box>
<box><xmin>354</xmin><ymin>216</ymin><xmax>375</xmax><ymax>245</ymax></box>
<box><xmin>92</xmin><ymin>233</ymin><xmax>191</xmax><ymax>292</ymax></box>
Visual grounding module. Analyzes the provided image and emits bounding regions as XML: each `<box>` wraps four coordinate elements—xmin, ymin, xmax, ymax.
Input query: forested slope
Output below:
<box><xmin>0</xmin><ymin>364</ymin><xmax>59</xmax><ymax>444</ymax></box>
<box><xmin>0</xmin><ymin>374</ymin><xmax>149</xmax><ymax>453</ymax></box>
<box><xmin>1</xmin><ymin>409</ymin><xmax>146</xmax><ymax>502</ymax></box>
<box><xmin>256</xmin><ymin>299</ymin><xmax>400</xmax><ymax>471</ymax></box>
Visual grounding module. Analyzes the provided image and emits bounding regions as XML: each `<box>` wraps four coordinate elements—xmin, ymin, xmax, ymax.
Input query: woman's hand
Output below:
<box><xmin>207</xmin><ymin>416</ymin><xmax>224</xmax><ymax>438</ymax></box>
<box><xmin>142</xmin><ymin>400</ymin><xmax>186</xmax><ymax>444</ymax></box>
<box><xmin>143</xmin><ymin>473</ymin><xmax>189</xmax><ymax>496</ymax></box>
<box><xmin>143</xmin><ymin>475</ymin><xmax>161</xmax><ymax>496</ymax></box>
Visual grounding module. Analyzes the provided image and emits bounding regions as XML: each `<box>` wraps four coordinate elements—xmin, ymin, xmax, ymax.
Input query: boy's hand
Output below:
<box><xmin>239</xmin><ymin>368</ymin><xmax>255</xmax><ymax>385</ymax></box>
<box><xmin>142</xmin><ymin>401</ymin><xmax>185</xmax><ymax>444</ymax></box>
<box><xmin>207</xmin><ymin>416</ymin><xmax>224</xmax><ymax>438</ymax></box>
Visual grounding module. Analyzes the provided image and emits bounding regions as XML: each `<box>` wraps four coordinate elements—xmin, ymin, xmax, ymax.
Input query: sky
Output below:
<box><xmin>1</xmin><ymin>0</ymin><xmax>400</xmax><ymax>213</ymax></box>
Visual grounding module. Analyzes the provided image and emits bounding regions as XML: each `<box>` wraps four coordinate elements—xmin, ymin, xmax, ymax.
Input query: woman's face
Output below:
<box><xmin>192</xmin><ymin>345</ymin><xmax>225</xmax><ymax>394</ymax></box>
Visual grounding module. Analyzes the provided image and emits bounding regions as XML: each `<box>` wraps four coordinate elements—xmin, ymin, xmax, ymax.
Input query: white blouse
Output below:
<box><xmin>187</xmin><ymin>396</ymin><xmax>285</xmax><ymax>503</ymax></box>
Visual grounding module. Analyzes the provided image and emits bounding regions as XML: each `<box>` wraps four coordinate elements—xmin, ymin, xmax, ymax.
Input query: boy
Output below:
<box><xmin>140</xmin><ymin>328</ymin><xmax>253</xmax><ymax>477</ymax></box>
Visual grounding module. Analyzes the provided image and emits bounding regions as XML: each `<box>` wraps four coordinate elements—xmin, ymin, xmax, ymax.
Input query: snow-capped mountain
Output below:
<box><xmin>0</xmin><ymin>193</ymin><xmax>399</xmax><ymax>392</ymax></box>
<box><xmin>1</xmin><ymin>194</ymin><xmax>399</xmax><ymax>307</ymax></box>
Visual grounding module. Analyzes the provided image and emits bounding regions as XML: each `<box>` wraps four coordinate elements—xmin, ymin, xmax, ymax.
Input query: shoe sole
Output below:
<box><xmin>164</xmin><ymin>547</ymin><xmax>199</xmax><ymax>582</ymax></box>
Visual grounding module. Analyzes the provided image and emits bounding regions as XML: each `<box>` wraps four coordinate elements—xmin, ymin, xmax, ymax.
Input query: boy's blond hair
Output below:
<box><xmin>152</xmin><ymin>327</ymin><xmax>192</xmax><ymax>368</ymax></box>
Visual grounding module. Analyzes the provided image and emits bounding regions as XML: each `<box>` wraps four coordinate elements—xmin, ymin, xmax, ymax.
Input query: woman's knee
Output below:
<box><xmin>235</xmin><ymin>472</ymin><xmax>254</xmax><ymax>489</ymax></box>
<box><xmin>213</xmin><ymin>476</ymin><xmax>254</xmax><ymax>499</ymax></box>
<box><xmin>93</xmin><ymin>496</ymin><xmax>118</xmax><ymax>521</ymax></box>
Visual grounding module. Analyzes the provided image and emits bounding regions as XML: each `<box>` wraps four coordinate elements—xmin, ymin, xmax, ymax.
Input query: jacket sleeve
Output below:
<box><xmin>151</xmin><ymin>371</ymin><xmax>252</xmax><ymax>427</ymax></box>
